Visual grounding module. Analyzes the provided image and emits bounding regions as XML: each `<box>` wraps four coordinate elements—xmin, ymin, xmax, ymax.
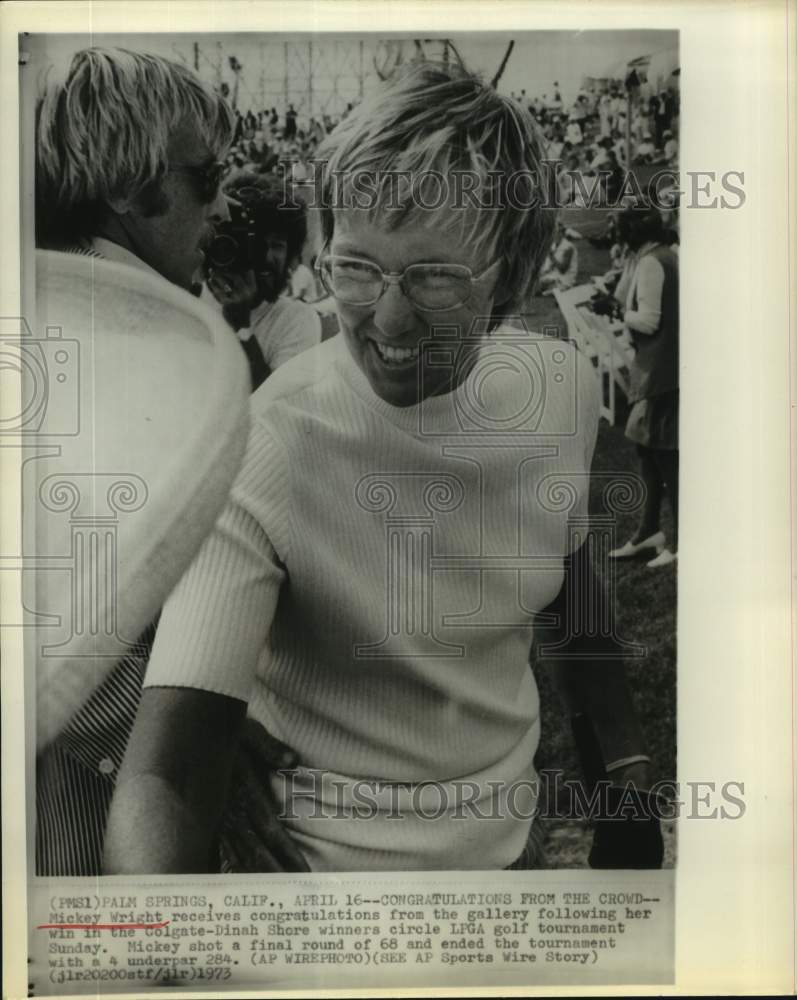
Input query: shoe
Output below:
<box><xmin>608</xmin><ymin>531</ymin><xmax>665</xmax><ymax>559</ymax></box>
<box><xmin>647</xmin><ymin>548</ymin><xmax>677</xmax><ymax>568</ymax></box>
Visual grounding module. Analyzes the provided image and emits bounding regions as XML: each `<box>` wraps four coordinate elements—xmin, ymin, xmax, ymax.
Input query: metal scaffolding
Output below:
<box><xmin>169</xmin><ymin>36</ymin><xmax>457</xmax><ymax>115</ymax></box>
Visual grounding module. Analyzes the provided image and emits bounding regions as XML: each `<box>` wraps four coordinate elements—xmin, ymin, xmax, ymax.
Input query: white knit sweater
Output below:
<box><xmin>146</xmin><ymin>330</ymin><xmax>600</xmax><ymax>870</ymax></box>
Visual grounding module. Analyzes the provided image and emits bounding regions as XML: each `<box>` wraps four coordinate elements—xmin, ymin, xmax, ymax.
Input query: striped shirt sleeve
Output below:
<box><xmin>36</xmin><ymin>624</ymin><xmax>155</xmax><ymax>876</ymax></box>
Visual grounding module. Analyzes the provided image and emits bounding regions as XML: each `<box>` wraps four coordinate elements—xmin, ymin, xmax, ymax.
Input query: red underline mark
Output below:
<box><xmin>37</xmin><ymin>921</ymin><xmax>170</xmax><ymax>930</ymax></box>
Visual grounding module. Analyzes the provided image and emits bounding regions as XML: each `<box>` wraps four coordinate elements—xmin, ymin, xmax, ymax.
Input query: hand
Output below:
<box><xmin>588</xmin><ymin>783</ymin><xmax>665</xmax><ymax>869</ymax></box>
<box><xmin>219</xmin><ymin>718</ymin><xmax>311</xmax><ymax>873</ymax></box>
<box><xmin>590</xmin><ymin>289</ymin><xmax>618</xmax><ymax>317</ymax></box>
<box><xmin>207</xmin><ymin>269</ymin><xmax>258</xmax><ymax>331</ymax></box>
<box><xmin>207</xmin><ymin>268</ymin><xmax>258</xmax><ymax>309</ymax></box>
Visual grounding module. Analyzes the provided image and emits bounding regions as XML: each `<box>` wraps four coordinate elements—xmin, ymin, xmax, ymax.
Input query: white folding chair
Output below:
<box><xmin>554</xmin><ymin>283</ymin><xmax>634</xmax><ymax>425</ymax></box>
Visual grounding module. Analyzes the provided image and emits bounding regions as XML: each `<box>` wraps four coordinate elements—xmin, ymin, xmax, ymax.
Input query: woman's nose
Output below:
<box><xmin>372</xmin><ymin>281</ymin><xmax>417</xmax><ymax>340</ymax></box>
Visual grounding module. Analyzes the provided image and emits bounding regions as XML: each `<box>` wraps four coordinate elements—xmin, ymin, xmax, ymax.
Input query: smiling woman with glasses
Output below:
<box><xmin>107</xmin><ymin>58</ymin><xmax>662</xmax><ymax>878</ymax></box>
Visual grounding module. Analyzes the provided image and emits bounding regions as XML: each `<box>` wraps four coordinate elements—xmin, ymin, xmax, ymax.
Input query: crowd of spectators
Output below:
<box><xmin>510</xmin><ymin>80</ymin><xmax>679</xmax><ymax>207</ymax></box>
<box><xmin>222</xmin><ymin>101</ymin><xmax>355</xmax><ymax>189</ymax></box>
<box><xmin>219</xmin><ymin>75</ymin><xmax>680</xmax><ymax>204</ymax></box>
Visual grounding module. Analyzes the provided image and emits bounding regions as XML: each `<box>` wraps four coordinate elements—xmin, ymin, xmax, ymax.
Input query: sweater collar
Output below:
<box><xmin>334</xmin><ymin>326</ymin><xmax>519</xmax><ymax>435</ymax></box>
<box><xmin>88</xmin><ymin>237</ymin><xmax>165</xmax><ymax>282</ymax></box>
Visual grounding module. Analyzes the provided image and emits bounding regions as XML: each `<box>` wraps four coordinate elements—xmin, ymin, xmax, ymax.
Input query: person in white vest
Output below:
<box><xmin>106</xmin><ymin>60</ymin><xmax>662</xmax><ymax>874</ymax></box>
<box><xmin>33</xmin><ymin>46</ymin><xmax>305</xmax><ymax>877</ymax></box>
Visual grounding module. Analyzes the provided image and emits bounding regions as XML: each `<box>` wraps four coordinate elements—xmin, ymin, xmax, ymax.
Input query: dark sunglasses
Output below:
<box><xmin>169</xmin><ymin>161</ymin><xmax>226</xmax><ymax>203</ymax></box>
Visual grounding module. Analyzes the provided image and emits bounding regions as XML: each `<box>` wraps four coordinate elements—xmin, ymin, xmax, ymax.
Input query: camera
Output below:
<box><xmin>203</xmin><ymin>195</ymin><xmax>257</xmax><ymax>275</ymax></box>
<box><xmin>590</xmin><ymin>288</ymin><xmax>621</xmax><ymax>319</ymax></box>
<box><xmin>418</xmin><ymin>323</ymin><xmax>579</xmax><ymax>438</ymax></box>
<box><xmin>0</xmin><ymin>317</ymin><xmax>80</xmax><ymax>436</ymax></box>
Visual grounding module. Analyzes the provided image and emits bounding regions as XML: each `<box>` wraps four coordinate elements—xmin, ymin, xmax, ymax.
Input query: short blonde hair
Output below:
<box><xmin>36</xmin><ymin>47</ymin><xmax>234</xmax><ymax>245</ymax></box>
<box><xmin>316</xmin><ymin>61</ymin><xmax>557</xmax><ymax>312</ymax></box>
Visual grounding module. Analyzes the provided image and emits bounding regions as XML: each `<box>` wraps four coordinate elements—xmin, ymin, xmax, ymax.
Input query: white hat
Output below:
<box><xmin>29</xmin><ymin>250</ymin><xmax>250</xmax><ymax>749</ymax></box>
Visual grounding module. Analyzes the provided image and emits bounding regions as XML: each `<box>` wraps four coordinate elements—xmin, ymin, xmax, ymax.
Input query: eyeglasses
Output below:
<box><xmin>169</xmin><ymin>161</ymin><xmax>226</xmax><ymax>204</ymax></box>
<box><xmin>316</xmin><ymin>252</ymin><xmax>501</xmax><ymax>312</ymax></box>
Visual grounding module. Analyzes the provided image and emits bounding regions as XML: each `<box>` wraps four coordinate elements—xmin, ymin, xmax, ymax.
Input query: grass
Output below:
<box><xmin>522</xmin><ymin>205</ymin><xmax>677</xmax><ymax>867</ymax></box>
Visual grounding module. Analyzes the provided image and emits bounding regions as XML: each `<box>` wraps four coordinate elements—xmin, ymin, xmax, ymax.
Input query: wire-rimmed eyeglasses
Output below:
<box><xmin>316</xmin><ymin>251</ymin><xmax>501</xmax><ymax>312</ymax></box>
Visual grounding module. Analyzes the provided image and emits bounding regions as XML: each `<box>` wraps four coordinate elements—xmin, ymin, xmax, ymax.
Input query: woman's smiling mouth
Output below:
<box><xmin>370</xmin><ymin>339</ymin><xmax>420</xmax><ymax>368</ymax></box>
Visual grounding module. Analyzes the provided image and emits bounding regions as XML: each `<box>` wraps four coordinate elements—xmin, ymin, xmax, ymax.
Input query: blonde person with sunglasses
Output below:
<box><xmin>33</xmin><ymin>48</ymin><xmax>235</xmax><ymax>876</ymax></box>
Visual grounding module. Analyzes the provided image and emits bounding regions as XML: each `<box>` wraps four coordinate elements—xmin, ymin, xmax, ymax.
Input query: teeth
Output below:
<box><xmin>373</xmin><ymin>341</ymin><xmax>419</xmax><ymax>364</ymax></box>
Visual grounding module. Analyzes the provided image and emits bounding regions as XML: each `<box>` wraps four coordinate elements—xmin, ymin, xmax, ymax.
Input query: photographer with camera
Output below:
<box><xmin>204</xmin><ymin>174</ymin><xmax>321</xmax><ymax>390</ymax></box>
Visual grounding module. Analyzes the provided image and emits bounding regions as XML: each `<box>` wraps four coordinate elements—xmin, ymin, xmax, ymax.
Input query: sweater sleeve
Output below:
<box><xmin>257</xmin><ymin>301</ymin><xmax>322</xmax><ymax>371</ymax></box>
<box><xmin>625</xmin><ymin>254</ymin><xmax>665</xmax><ymax>335</ymax></box>
<box><xmin>144</xmin><ymin>421</ymin><xmax>289</xmax><ymax>703</ymax></box>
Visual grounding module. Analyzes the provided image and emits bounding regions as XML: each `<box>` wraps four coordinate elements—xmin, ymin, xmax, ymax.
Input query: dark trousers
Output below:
<box><xmin>636</xmin><ymin>444</ymin><xmax>679</xmax><ymax>548</ymax></box>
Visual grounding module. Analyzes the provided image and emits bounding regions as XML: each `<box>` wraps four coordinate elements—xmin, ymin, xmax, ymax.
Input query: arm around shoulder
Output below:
<box><xmin>103</xmin><ymin>686</ymin><xmax>246</xmax><ymax>874</ymax></box>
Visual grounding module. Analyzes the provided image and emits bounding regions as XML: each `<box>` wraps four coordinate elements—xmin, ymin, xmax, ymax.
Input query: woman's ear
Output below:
<box><xmin>490</xmin><ymin>262</ymin><xmax>512</xmax><ymax>311</ymax></box>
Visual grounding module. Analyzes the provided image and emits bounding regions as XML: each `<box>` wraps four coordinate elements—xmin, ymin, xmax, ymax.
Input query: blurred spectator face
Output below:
<box><xmin>123</xmin><ymin>120</ymin><xmax>229</xmax><ymax>289</ymax></box>
<box><xmin>327</xmin><ymin>208</ymin><xmax>501</xmax><ymax>408</ymax></box>
<box><xmin>252</xmin><ymin>233</ymin><xmax>290</xmax><ymax>302</ymax></box>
